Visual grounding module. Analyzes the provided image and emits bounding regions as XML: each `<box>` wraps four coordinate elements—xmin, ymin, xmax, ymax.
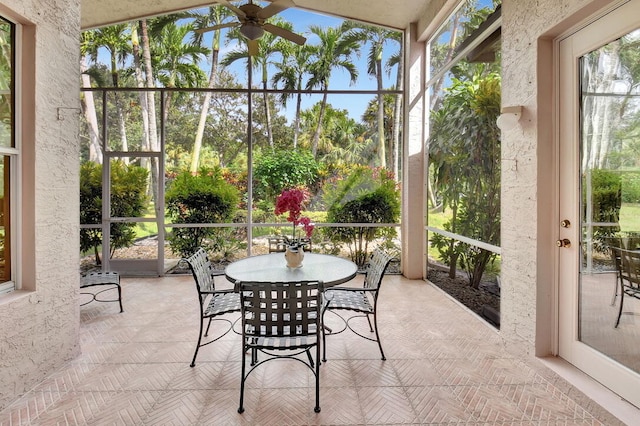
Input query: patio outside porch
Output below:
<box><xmin>0</xmin><ymin>273</ymin><xmax>629</xmax><ymax>425</ymax></box>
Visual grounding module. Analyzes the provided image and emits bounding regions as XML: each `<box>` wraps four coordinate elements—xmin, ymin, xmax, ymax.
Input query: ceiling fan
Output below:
<box><xmin>197</xmin><ymin>0</ymin><xmax>306</xmax><ymax>55</ymax></box>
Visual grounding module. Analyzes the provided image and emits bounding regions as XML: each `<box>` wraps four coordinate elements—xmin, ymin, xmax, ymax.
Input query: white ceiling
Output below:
<box><xmin>80</xmin><ymin>0</ymin><xmax>437</xmax><ymax>34</ymax></box>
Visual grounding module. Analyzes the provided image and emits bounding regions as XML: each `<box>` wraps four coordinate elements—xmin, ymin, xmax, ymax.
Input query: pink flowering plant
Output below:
<box><xmin>274</xmin><ymin>188</ymin><xmax>314</xmax><ymax>249</ymax></box>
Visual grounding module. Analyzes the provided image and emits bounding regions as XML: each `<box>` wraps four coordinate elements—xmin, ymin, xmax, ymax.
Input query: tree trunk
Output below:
<box><xmin>448</xmin><ymin>204</ymin><xmax>458</xmax><ymax>279</ymax></box>
<box><xmin>311</xmin><ymin>89</ymin><xmax>329</xmax><ymax>157</ymax></box>
<box><xmin>114</xmin><ymin>94</ymin><xmax>129</xmax><ymax>162</ymax></box>
<box><xmin>80</xmin><ymin>55</ymin><xmax>103</xmax><ymax>164</ymax></box>
<box><xmin>140</xmin><ymin>19</ymin><xmax>160</xmax><ymax>211</ymax></box>
<box><xmin>293</xmin><ymin>76</ymin><xmax>303</xmax><ymax>149</ymax></box>
<box><xmin>392</xmin><ymin>42</ymin><xmax>404</xmax><ymax>178</ymax></box>
<box><xmin>110</xmin><ymin>55</ymin><xmax>129</xmax><ymax>158</ymax></box>
<box><xmin>132</xmin><ymin>23</ymin><xmax>150</xmax><ymax>164</ymax></box>
<box><xmin>191</xmin><ymin>40</ymin><xmax>220</xmax><ymax>173</ymax></box>
<box><xmin>376</xmin><ymin>58</ymin><xmax>386</xmax><ymax>168</ymax></box>
<box><xmin>429</xmin><ymin>12</ymin><xmax>460</xmax><ymax>110</ymax></box>
<box><xmin>262</xmin><ymin>64</ymin><xmax>274</xmax><ymax>148</ymax></box>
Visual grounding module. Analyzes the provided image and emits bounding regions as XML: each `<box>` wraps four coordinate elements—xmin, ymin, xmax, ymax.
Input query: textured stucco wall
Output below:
<box><xmin>0</xmin><ymin>0</ymin><xmax>81</xmax><ymax>411</ymax></box>
<box><xmin>499</xmin><ymin>0</ymin><xmax>613</xmax><ymax>350</ymax></box>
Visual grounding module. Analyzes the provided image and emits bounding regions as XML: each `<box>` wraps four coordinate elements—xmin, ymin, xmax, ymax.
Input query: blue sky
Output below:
<box><xmin>93</xmin><ymin>1</ymin><xmax>402</xmax><ymax>123</ymax></box>
<box><xmin>191</xmin><ymin>2</ymin><xmax>401</xmax><ymax>123</ymax></box>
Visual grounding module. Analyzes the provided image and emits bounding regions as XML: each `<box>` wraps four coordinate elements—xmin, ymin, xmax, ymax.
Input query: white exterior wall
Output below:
<box><xmin>0</xmin><ymin>0</ymin><xmax>81</xmax><ymax>411</ymax></box>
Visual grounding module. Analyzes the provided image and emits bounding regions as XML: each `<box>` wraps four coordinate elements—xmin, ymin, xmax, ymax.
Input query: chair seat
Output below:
<box><xmin>623</xmin><ymin>286</ymin><xmax>640</xmax><ymax>298</ymax></box>
<box><xmin>325</xmin><ymin>289</ymin><xmax>373</xmax><ymax>314</ymax></box>
<box><xmin>249</xmin><ymin>334</ymin><xmax>318</xmax><ymax>350</ymax></box>
<box><xmin>204</xmin><ymin>291</ymin><xmax>241</xmax><ymax>317</ymax></box>
<box><xmin>80</xmin><ymin>271</ymin><xmax>123</xmax><ymax>312</ymax></box>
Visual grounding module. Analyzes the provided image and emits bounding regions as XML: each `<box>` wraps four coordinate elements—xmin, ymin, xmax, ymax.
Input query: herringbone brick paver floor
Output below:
<box><xmin>0</xmin><ymin>274</ymin><xmax>633</xmax><ymax>425</ymax></box>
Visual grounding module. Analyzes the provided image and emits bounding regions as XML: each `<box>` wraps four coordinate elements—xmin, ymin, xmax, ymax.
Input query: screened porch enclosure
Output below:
<box><xmin>79</xmin><ymin>84</ymin><xmax>403</xmax><ymax>276</ymax></box>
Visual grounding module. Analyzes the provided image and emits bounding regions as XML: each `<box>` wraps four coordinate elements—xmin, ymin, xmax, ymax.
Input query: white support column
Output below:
<box><xmin>401</xmin><ymin>23</ymin><xmax>427</xmax><ymax>280</ymax></box>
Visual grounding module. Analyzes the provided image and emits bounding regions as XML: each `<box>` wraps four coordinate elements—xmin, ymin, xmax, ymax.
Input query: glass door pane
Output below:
<box><xmin>579</xmin><ymin>27</ymin><xmax>640</xmax><ymax>373</ymax></box>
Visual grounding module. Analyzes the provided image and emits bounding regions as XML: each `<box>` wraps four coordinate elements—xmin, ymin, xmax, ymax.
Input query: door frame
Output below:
<box><xmin>556</xmin><ymin>0</ymin><xmax>640</xmax><ymax>409</ymax></box>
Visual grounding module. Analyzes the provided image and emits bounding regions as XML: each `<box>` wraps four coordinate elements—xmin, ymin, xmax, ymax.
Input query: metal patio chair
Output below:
<box><xmin>268</xmin><ymin>236</ymin><xmax>312</xmax><ymax>252</ymax></box>
<box><xmin>183</xmin><ymin>247</ymin><xmax>241</xmax><ymax>367</ymax></box>
<box><xmin>321</xmin><ymin>247</ymin><xmax>394</xmax><ymax>361</ymax></box>
<box><xmin>614</xmin><ymin>247</ymin><xmax>640</xmax><ymax>328</ymax></box>
<box><xmin>235</xmin><ymin>280</ymin><xmax>324</xmax><ymax>414</ymax></box>
<box><xmin>605</xmin><ymin>237</ymin><xmax>625</xmax><ymax>306</ymax></box>
<box><xmin>605</xmin><ymin>236</ymin><xmax>640</xmax><ymax>306</ymax></box>
<box><xmin>80</xmin><ymin>271</ymin><xmax>123</xmax><ymax>312</ymax></box>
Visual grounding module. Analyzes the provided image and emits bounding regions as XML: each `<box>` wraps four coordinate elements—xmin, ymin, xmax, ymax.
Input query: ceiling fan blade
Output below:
<box><xmin>248</xmin><ymin>39</ymin><xmax>259</xmax><ymax>56</ymax></box>
<box><xmin>195</xmin><ymin>22</ymin><xmax>239</xmax><ymax>34</ymax></box>
<box><xmin>216</xmin><ymin>0</ymin><xmax>246</xmax><ymax>18</ymax></box>
<box><xmin>257</xmin><ymin>0</ymin><xmax>295</xmax><ymax>19</ymax></box>
<box><xmin>263</xmin><ymin>23</ymin><xmax>306</xmax><ymax>45</ymax></box>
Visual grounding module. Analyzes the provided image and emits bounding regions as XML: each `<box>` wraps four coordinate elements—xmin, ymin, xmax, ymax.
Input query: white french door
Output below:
<box><xmin>558</xmin><ymin>0</ymin><xmax>640</xmax><ymax>408</ymax></box>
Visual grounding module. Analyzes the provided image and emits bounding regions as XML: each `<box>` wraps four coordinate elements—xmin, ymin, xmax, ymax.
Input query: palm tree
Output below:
<box><xmin>341</xmin><ymin>22</ymin><xmax>399</xmax><ymax>168</ymax></box>
<box><xmin>150</xmin><ymin>20</ymin><xmax>208</xmax><ymax>122</ymax></box>
<box><xmin>137</xmin><ymin>18</ymin><xmax>161</xmax><ymax>208</ymax></box>
<box><xmin>362</xmin><ymin>93</ymin><xmax>396</xmax><ymax>167</ymax></box>
<box><xmin>385</xmin><ymin>32</ymin><xmax>403</xmax><ymax>178</ymax></box>
<box><xmin>130</xmin><ymin>23</ymin><xmax>151</xmax><ymax>160</ymax></box>
<box><xmin>189</xmin><ymin>6</ymin><xmax>235</xmax><ymax>172</ymax></box>
<box><xmin>271</xmin><ymin>43</ymin><xmax>313</xmax><ymax>148</ymax></box>
<box><xmin>320</xmin><ymin>109</ymin><xmax>367</xmax><ymax>165</ymax></box>
<box><xmin>85</xmin><ymin>24</ymin><xmax>132</xmax><ymax>154</ymax></box>
<box><xmin>80</xmin><ymin>30</ymin><xmax>103</xmax><ymax>164</ymax></box>
<box><xmin>223</xmin><ymin>19</ymin><xmax>293</xmax><ymax>148</ymax></box>
<box><xmin>305</xmin><ymin>25</ymin><xmax>359</xmax><ymax>157</ymax></box>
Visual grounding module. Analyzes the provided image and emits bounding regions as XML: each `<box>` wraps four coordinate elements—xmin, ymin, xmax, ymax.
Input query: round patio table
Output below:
<box><xmin>225</xmin><ymin>252</ymin><xmax>358</xmax><ymax>287</ymax></box>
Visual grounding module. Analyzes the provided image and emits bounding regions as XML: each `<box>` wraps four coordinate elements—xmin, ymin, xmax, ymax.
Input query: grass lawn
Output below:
<box><xmin>426</xmin><ymin>208</ymin><xmax>451</xmax><ymax>262</ymax></box>
<box><xmin>619</xmin><ymin>203</ymin><xmax>640</xmax><ymax>233</ymax></box>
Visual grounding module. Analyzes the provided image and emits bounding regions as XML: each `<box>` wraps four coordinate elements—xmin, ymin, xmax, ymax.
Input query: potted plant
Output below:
<box><xmin>274</xmin><ymin>187</ymin><xmax>315</xmax><ymax>267</ymax></box>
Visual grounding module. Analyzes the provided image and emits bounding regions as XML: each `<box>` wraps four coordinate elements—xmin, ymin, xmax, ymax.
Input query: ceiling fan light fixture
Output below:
<box><xmin>240</xmin><ymin>22</ymin><xmax>264</xmax><ymax>40</ymax></box>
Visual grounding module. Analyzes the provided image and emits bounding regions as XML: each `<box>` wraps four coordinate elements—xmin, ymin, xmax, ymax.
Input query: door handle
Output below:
<box><xmin>556</xmin><ymin>239</ymin><xmax>571</xmax><ymax>248</ymax></box>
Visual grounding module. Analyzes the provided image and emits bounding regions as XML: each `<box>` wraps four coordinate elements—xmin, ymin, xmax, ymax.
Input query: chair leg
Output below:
<box><xmin>321</xmin><ymin>306</ymin><xmax>328</xmax><ymax>362</ymax></box>
<box><xmin>615</xmin><ymin>291</ymin><xmax>625</xmax><ymax>328</ymax></box>
<box><xmin>190</xmin><ymin>318</ymin><xmax>205</xmax><ymax>367</ymax></box>
<box><xmin>306</xmin><ymin>349</ymin><xmax>314</xmax><ymax>367</ymax></box>
<box><xmin>238</xmin><ymin>343</ymin><xmax>247</xmax><ymax>414</ymax></box>
<box><xmin>372</xmin><ymin>313</ymin><xmax>386</xmax><ymax>361</ymax></box>
<box><xmin>204</xmin><ymin>317</ymin><xmax>213</xmax><ymax>337</ymax></box>
<box><xmin>314</xmin><ymin>343</ymin><xmax>321</xmax><ymax>413</ymax></box>
<box><xmin>117</xmin><ymin>283</ymin><xmax>124</xmax><ymax>313</ymax></box>
<box><xmin>366</xmin><ymin>314</ymin><xmax>374</xmax><ymax>332</ymax></box>
<box><xmin>611</xmin><ymin>272</ymin><xmax>621</xmax><ymax>306</ymax></box>
<box><xmin>251</xmin><ymin>345</ymin><xmax>258</xmax><ymax>366</ymax></box>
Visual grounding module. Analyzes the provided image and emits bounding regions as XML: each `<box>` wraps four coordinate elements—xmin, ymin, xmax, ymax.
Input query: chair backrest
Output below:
<box><xmin>607</xmin><ymin>237</ymin><xmax>640</xmax><ymax>274</ymax></box>
<box><xmin>268</xmin><ymin>236</ymin><xmax>312</xmax><ymax>253</ymax></box>
<box><xmin>268</xmin><ymin>237</ymin><xmax>287</xmax><ymax>253</ymax></box>
<box><xmin>606</xmin><ymin>238</ymin><xmax>624</xmax><ymax>274</ymax></box>
<box><xmin>236</xmin><ymin>280</ymin><xmax>323</xmax><ymax>339</ymax></box>
<box><xmin>363</xmin><ymin>248</ymin><xmax>394</xmax><ymax>291</ymax></box>
<box><xmin>183</xmin><ymin>247</ymin><xmax>217</xmax><ymax>294</ymax></box>
<box><xmin>619</xmin><ymin>248</ymin><xmax>640</xmax><ymax>290</ymax></box>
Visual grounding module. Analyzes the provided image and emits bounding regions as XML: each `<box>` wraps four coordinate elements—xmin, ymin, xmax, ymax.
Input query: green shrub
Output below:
<box><xmin>428</xmin><ymin>71</ymin><xmax>501</xmax><ymax>288</ymax></box>
<box><xmin>253</xmin><ymin>149</ymin><xmax>320</xmax><ymax>202</ymax></box>
<box><xmin>622</xmin><ymin>172</ymin><xmax>640</xmax><ymax>203</ymax></box>
<box><xmin>584</xmin><ymin>169</ymin><xmax>622</xmax><ymax>250</ymax></box>
<box><xmin>80</xmin><ymin>161</ymin><xmax>149</xmax><ymax>264</ymax></box>
<box><xmin>324</xmin><ymin>167</ymin><xmax>400</xmax><ymax>267</ymax></box>
<box><xmin>165</xmin><ymin>167</ymin><xmax>240</xmax><ymax>258</ymax></box>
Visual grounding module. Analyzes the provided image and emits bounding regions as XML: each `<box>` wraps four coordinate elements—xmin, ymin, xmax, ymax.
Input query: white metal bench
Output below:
<box><xmin>80</xmin><ymin>271</ymin><xmax>123</xmax><ymax>312</ymax></box>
